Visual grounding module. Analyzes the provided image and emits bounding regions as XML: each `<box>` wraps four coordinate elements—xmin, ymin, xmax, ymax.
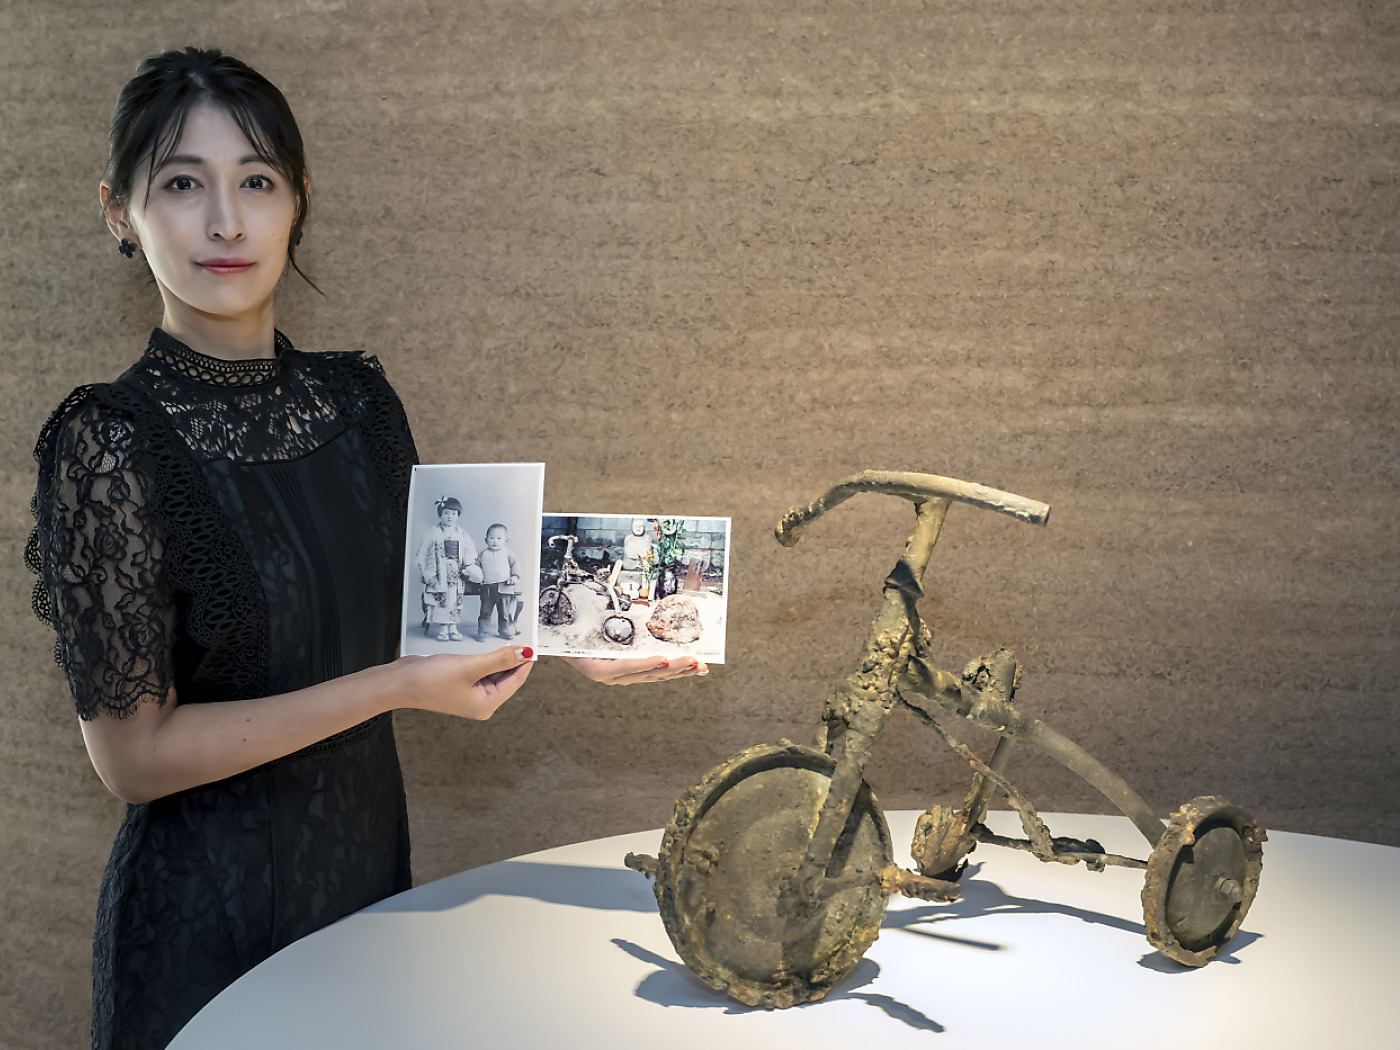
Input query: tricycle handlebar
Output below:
<box><xmin>775</xmin><ymin>470</ymin><xmax>1050</xmax><ymax>547</ymax></box>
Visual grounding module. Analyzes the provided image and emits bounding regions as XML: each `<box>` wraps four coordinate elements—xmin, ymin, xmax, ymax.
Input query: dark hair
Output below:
<box><xmin>105</xmin><ymin>47</ymin><xmax>319</xmax><ymax>293</ymax></box>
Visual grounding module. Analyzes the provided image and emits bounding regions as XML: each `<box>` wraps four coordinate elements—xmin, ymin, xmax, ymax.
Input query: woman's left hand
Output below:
<box><xmin>562</xmin><ymin>655</ymin><xmax>708</xmax><ymax>686</ymax></box>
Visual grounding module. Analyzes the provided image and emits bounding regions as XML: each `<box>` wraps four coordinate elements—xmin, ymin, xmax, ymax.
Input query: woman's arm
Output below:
<box><xmin>80</xmin><ymin>647</ymin><xmax>533</xmax><ymax>804</ymax></box>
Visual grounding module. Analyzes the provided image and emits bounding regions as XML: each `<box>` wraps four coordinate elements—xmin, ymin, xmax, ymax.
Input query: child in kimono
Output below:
<box><xmin>415</xmin><ymin>497</ymin><xmax>482</xmax><ymax>641</ymax></box>
<box><xmin>475</xmin><ymin>523</ymin><xmax>522</xmax><ymax>641</ymax></box>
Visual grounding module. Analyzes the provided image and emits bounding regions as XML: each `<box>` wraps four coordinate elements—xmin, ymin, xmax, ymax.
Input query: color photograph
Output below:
<box><xmin>535</xmin><ymin>514</ymin><xmax>730</xmax><ymax>662</ymax></box>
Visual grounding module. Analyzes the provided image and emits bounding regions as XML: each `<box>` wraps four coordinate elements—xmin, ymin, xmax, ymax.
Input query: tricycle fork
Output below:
<box><xmin>773</xmin><ymin>471</ymin><xmax>1050</xmax><ymax>898</ymax></box>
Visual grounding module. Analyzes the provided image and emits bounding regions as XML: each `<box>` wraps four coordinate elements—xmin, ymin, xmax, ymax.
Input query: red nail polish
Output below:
<box><xmin>521</xmin><ymin>647</ymin><xmax>534</xmax><ymax>660</ymax></box>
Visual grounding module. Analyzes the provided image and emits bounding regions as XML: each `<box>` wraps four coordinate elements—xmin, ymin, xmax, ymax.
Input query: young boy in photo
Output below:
<box><xmin>476</xmin><ymin>523</ymin><xmax>523</xmax><ymax>641</ymax></box>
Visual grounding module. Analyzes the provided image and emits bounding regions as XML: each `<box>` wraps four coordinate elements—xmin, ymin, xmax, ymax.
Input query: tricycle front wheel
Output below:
<box><xmin>538</xmin><ymin>585</ymin><xmax>573</xmax><ymax>626</ymax></box>
<box><xmin>653</xmin><ymin>742</ymin><xmax>892</xmax><ymax>1008</ymax></box>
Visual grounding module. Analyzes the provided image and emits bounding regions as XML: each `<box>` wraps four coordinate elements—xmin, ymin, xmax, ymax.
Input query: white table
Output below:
<box><xmin>170</xmin><ymin>811</ymin><xmax>1396</xmax><ymax>1048</ymax></box>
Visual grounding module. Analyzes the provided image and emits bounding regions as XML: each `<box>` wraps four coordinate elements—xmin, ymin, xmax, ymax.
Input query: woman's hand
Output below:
<box><xmin>395</xmin><ymin>646</ymin><xmax>534</xmax><ymax>719</ymax></box>
<box><xmin>562</xmin><ymin>655</ymin><xmax>708</xmax><ymax>686</ymax></box>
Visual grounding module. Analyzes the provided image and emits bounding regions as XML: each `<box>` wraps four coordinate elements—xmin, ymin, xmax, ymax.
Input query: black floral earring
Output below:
<box><xmin>118</xmin><ymin>238</ymin><xmax>137</xmax><ymax>259</ymax></box>
<box><xmin>290</xmin><ymin>225</ymin><xmax>303</xmax><ymax>249</ymax></box>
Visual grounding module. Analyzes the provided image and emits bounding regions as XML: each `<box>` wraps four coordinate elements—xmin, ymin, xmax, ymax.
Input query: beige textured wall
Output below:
<box><xmin>3</xmin><ymin>1</ymin><xmax>1398</xmax><ymax>1044</ymax></box>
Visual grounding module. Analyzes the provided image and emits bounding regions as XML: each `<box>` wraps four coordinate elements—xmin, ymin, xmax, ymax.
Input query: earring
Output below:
<box><xmin>290</xmin><ymin>225</ymin><xmax>303</xmax><ymax>248</ymax></box>
<box><xmin>118</xmin><ymin>238</ymin><xmax>137</xmax><ymax>259</ymax></box>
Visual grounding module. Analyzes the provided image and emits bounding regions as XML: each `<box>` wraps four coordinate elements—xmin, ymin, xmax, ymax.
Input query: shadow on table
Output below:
<box><xmin>1136</xmin><ymin>929</ymin><xmax>1262</xmax><ymax>971</ymax></box>
<box><xmin>367</xmin><ymin>860</ymin><xmax>656</xmax><ymax>915</ymax></box>
<box><xmin>612</xmin><ymin>940</ymin><xmax>946</xmax><ymax>1033</ymax></box>
<box><xmin>370</xmin><ymin>857</ymin><xmax>1261</xmax><ymax>976</ymax></box>
<box><xmin>889</xmin><ymin>863</ymin><xmax>1263</xmax><ymax>969</ymax></box>
<box><xmin>885</xmin><ymin>862</ymin><xmax>1141</xmax><ymax>944</ymax></box>
<box><xmin>371</xmin><ymin>859</ymin><xmax>947</xmax><ymax>1031</ymax></box>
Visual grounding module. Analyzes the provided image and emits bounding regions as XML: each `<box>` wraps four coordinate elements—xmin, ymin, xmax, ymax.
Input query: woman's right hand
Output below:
<box><xmin>393</xmin><ymin>646</ymin><xmax>534</xmax><ymax>720</ymax></box>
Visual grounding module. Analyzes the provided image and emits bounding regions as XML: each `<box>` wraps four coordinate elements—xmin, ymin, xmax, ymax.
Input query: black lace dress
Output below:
<box><xmin>27</xmin><ymin>329</ymin><xmax>420</xmax><ymax>1050</ymax></box>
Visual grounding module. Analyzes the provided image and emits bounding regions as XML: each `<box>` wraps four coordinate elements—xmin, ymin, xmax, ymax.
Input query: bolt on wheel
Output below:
<box><xmin>1142</xmin><ymin>795</ymin><xmax>1266</xmax><ymax>966</ymax></box>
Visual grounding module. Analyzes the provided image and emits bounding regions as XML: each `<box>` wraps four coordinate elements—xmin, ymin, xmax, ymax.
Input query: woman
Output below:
<box><xmin>27</xmin><ymin>47</ymin><xmax>704</xmax><ymax>1050</ymax></box>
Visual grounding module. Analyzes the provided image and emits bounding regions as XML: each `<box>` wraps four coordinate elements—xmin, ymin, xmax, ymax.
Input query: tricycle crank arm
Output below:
<box><xmin>789</xmin><ymin>865</ymin><xmax>962</xmax><ymax>905</ymax></box>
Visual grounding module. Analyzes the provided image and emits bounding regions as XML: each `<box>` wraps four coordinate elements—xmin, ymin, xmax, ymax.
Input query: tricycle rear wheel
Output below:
<box><xmin>1141</xmin><ymin>795</ymin><xmax>1266</xmax><ymax>966</ymax></box>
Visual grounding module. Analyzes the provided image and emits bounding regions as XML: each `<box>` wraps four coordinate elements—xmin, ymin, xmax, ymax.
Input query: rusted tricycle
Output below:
<box><xmin>626</xmin><ymin>471</ymin><xmax>1265</xmax><ymax>1008</ymax></box>
<box><xmin>539</xmin><ymin>533</ymin><xmax>631</xmax><ymax>624</ymax></box>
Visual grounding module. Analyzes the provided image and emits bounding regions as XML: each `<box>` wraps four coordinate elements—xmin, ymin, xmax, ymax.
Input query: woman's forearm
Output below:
<box><xmin>80</xmin><ymin>660</ymin><xmax>405</xmax><ymax>804</ymax></box>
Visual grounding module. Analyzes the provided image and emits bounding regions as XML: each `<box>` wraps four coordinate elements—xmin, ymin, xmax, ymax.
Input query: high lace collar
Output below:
<box><xmin>142</xmin><ymin>328</ymin><xmax>295</xmax><ymax>387</ymax></box>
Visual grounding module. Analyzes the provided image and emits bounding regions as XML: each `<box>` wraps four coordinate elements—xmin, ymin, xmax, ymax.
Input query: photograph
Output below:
<box><xmin>400</xmin><ymin>463</ymin><xmax>545</xmax><ymax>658</ymax></box>
<box><xmin>535</xmin><ymin>513</ymin><xmax>731</xmax><ymax>662</ymax></box>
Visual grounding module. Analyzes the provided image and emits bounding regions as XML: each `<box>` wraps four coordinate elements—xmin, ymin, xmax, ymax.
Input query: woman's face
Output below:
<box><xmin>105</xmin><ymin>102</ymin><xmax>299</xmax><ymax>333</ymax></box>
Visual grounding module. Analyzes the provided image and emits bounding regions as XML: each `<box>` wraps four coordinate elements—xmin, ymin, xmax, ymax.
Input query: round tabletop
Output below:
<box><xmin>169</xmin><ymin>810</ymin><xmax>1395</xmax><ymax>1049</ymax></box>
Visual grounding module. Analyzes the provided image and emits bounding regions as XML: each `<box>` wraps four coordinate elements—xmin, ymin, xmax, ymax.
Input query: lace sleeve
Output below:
<box><xmin>27</xmin><ymin>387</ymin><xmax>174</xmax><ymax>720</ymax></box>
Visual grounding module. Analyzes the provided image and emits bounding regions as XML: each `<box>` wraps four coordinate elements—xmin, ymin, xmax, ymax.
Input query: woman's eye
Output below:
<box><xmin>246</xmin><ymin>174</ymin><xmax>275</xmax><ymax>190</ymax></box>
<box><xmin>167</xmin><ymin>176</ymin><xmax>197</xmax><ymax>192</ymax></box>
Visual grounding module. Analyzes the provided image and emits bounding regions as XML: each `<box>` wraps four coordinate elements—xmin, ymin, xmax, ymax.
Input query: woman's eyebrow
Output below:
<box><xmin>157</xmin><ymin>153</ymin><xmax>268</xmax><ymax>169</ymax></box>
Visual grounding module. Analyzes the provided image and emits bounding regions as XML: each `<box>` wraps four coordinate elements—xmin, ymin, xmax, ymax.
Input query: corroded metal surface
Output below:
<box><xmin>911</xmin><ymin>804</ymin><xmax>980</xmax><ymax>880</ymax></box>
<box><xmin>773</xmin><ymin>469</ymin><xmax>1051</xmax><ymax>548</ymax></box>
<box><xmin>601</xmin><ymin>615</ymin><xmax>635</xmax><ymax>644</ymax></box>
<box><xmin>540</xmin><ymin>533</ymin><xmax>633</xmax><ymax>627</ymax></box>
<box><xmin>1142</xmin><ymin>795</ymin><xmax>1267</xmax><ymax>966</ymax></box>
<box><xmin>631</xmin><ymin>471</ymin><xmax>1265</xmax><ymax>1007</ymax></box>
<box><xmin>650</xmin><ymin>742</ymin><xmax>893</xmax><ymax>1008</ymax></box>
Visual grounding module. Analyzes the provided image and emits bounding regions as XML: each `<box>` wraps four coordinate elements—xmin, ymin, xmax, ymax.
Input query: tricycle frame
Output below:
<box><xmin>628</xmin><ymin>471</ymin><xmax>1265</xmax><ymax>1007</ymax></box>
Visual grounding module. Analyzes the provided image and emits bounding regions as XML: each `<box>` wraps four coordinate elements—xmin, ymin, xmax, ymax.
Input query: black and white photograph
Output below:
<box><xmin>535</xmin><ymin>514</ymin><xmax>731</xmax><ymax>662</ymax></box>
<box><xmin>400</xmin><ymin>463</ymin><xmax>545</xmax><ymax>657</ymax></box>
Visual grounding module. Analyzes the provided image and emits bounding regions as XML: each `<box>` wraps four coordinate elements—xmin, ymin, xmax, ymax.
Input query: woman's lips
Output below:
<box><xmin>197</xmin><ymin>259</ymin><xmax>253</xmax><ymax>275</ymax></box>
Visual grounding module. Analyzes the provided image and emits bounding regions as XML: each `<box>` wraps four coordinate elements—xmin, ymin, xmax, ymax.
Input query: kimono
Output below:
<box><xmin>415</xmin><ymin>524</ymin><xmax>478</xmax><ymax>626</ymax></box>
